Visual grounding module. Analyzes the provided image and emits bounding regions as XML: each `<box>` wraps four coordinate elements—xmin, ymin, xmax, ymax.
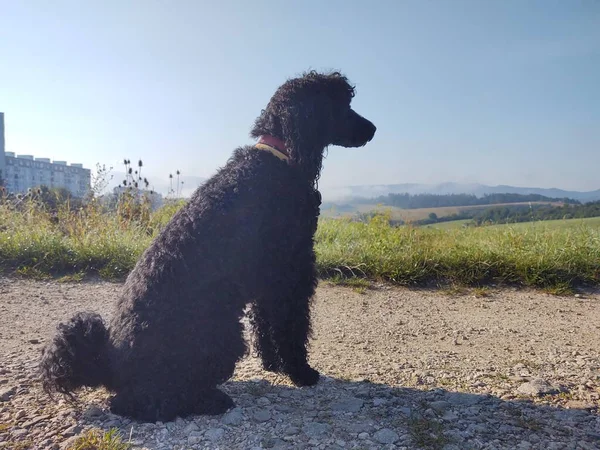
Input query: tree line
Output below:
<box><xmin>372</xmin><ymin>192</ymin><xmax>580</xmax><ymax>209</ymax></box>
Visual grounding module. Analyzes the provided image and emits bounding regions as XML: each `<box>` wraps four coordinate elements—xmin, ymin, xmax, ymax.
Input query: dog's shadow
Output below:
<box><xmin>82</xmin><ymin>376</ymin><xmax>600</xmax><ymax>448</ymax></box>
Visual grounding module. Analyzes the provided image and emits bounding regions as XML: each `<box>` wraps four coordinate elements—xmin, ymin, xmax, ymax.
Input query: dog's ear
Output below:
<box><xmin>280</xmin><ymin>95</ymin><xmax>333</xmax><ymax>182</ymax></box>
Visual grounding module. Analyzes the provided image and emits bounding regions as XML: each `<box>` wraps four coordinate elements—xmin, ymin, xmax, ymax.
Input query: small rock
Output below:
<box><xmin>373</xmin><ymin>397</ymin><xmax>387</xmax><ymax>407</ymax></box>
<box><xmin>429</xmin><ymin>400</ymin><xmax>451</xmax><ymax>413</ymax></box>
<box><xmin>11</xmin><ymin>428</ymin><xmax>28</xmax><ymax>439</ymax></box>
<box><xmin>332</xmin><ymin>397</ymin><xmax>364</xmax><ymax>413</ymax></box>
<box><xmin>257</xmin><ymin>396</ymin><xmax>271</xmax><ymax>406</ymax></box>
<box><xmin>83</xmin><ymin>405</ymin><xmax>104</xmax><ymax>419</ymax></box>
<box><xmin>281</xmin><ymin>425</ymin><xmax>298</xmax><ymax>436</ymax></box>
<box><xmin>183</xmin><ymin>422</ymin><xmax>200</xmax><ymax>434</ymax></box>
<box><xmin>303</xmin><ymin>422</ymin><xmax>330</xmax><ymax>438</ymax></box>
<box><xmin>205</xmin><ymin>427</ymin><xmax>225</xmax><ymax>441</ymax></box>
<box><xmin>104</xmin><ymin>420</ymin><xmax>122</xmax><ymax>428</ymax></box>
<box><xmin>28</xmin><ymin>339</ymin><xmax>40</xmax><ymax>344</ymax></box>
<box><xmin>62</xmin><ymin>425</ymin><xmax>82</xmax><ymax>438</ymax></box>
<box><xmin>374</xmin><ymin>428</ymin><xmax>400</xmax><ymax>444</ymax></box>
<box><xmin>188</xmin><ymin>431</ymin><xmax>203</xmax><ymax>445</ymax></box>
<box><xmin>222</xmin><ymin>407</ymin><xmax>243</xmax><ymax>426</ymax></box>
<box><xmin>253</xmin><ymin>409</ymin><xmax>271</xmax><ymax>422</ymax></box>
<box><xmin>60</xmin><ymin>436</ymin><xmax>80</xmax><ymax>450</ymax></box>
<box><xmin>517</xmin><ymin>378</ymin><xmax>559</xmax><ymax>396</ymax></box>
<box><xmin>398</xmin><ymin>406</ymin><xmax>412</xmax><ymax>416</ymax></box>
<box><xmin>446</xmin><ymin>392</ymin><xmax>481</xmax><ymax>406</ymax></box>
<box><xmin>0</xmin><ymin>386</ymin><xmax>16</xmax><ymax>402</ymax></box>
<box><xmin>358</xmin><ymin>432</ymin><xmax>370</xmax><ymax>440</ymax></box>
<box><xmin>14</xmin><ymin>410</ymin><xmax>26</xmax><ymax>420</ymax></box>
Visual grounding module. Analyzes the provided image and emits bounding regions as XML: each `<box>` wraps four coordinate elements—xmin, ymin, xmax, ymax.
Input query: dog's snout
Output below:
<box><xmin>364</xmin><ymin>120</ymin><xmax>376</xmax><ymax>142</ymax></box>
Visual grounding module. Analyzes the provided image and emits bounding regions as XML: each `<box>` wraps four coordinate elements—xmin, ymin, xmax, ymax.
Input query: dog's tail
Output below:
<box><xmin>40</xmin><ymin>311</ymin><xmax>112</xmax><ymax>397</ymax></box>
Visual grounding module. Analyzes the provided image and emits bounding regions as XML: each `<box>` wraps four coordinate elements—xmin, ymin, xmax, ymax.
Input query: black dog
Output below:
<box><xmin>40</xmin><ymin>71</ymin><xmax>376</xmax><ymax>422</ymax></box>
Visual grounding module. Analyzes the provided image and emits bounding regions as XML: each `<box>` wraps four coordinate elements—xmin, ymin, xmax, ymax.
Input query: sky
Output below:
<box><xmin>1</xmin><ymin>0</ymin><xmax>599</xmax><ymax>197</ymax></box>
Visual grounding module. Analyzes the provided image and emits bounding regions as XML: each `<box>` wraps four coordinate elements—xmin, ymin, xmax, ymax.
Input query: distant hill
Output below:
<box><xmin>325</xmin><ymin>182</ymin><xmax>600</xmax><ymax>203</ymax></box>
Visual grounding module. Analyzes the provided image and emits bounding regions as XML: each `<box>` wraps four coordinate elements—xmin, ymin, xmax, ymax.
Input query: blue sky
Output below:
<box><xmin>1</xmin><ymin>0</ymin><xmax>599</xmax><ymax>196</ymax></box>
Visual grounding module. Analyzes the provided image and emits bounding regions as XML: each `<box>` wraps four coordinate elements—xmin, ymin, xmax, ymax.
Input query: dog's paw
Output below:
<box><xmin>287</xmin><ymin>365</ymin><xmax>320</xmax><ymax>387</ymax></box>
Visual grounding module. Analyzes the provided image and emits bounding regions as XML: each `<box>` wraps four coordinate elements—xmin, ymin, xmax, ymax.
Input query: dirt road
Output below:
<box><xmin>1</xmin><ymin>278</ymin><xmax>599</xmax><ymax>449</ymax></box>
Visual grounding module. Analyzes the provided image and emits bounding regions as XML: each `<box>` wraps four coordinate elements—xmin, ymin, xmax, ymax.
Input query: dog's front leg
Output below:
<box><xmin>257</xmin><ymin>251</ymin><xmax>320</xmax><ymax>387</ymax></box>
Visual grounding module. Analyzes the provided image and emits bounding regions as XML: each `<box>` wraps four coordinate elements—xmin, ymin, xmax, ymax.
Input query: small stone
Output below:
<box><xmin>11</xmin><ymin>428</ymin><xmax>28</xmax><ymax>439</ymax></box>
<box><xmin>429</xmin><ymin>400</ymin><xmax>451</xmax><ymax>413</ymax></box>
<box><xmin>284</xmin><ymin>426</ymin><xmax>299</xmax><ymax>435</ymax></box>
<box><xmin>358</xmin><ymin>432</ymin><xmax>370</xmax><ymax>440</ymax></box>
<box><xmin>303</xmin><ymin>422</ymin><xmax>330</xmax><ymax>438</ymax></box>
<box><xmin>28</xmin><ymin>339</ymin><xmax>40</xmax><ymax>344</ymax></box>
<box><xmin>22</xmin><ymin>415</ymin><xmax>50</xmax><ymax>429</ymax></box>
<box><xmin>187</xmin><ymin>431</ymin><xmax>203</xmax><ymax>445</ymax></box>
<box><xmin>374</xmin><ymin>428</ymin><xmax>399</xmax><ymax>444</ymax></box>
<box><xmin>516</xmin><ymin>378</ymin><xmax>559</xmax><ymax>396</ymax></box>
<box><xmin>253</xmin><ymin>409</ymin><xmax>271</xmax><ymax>422</ymax></box>
<box><xmin>445</xmin><ymin>392</ymin><xmax>481</xmax><ymax>406</ymax></box>
<box><xmin>257</xmin><ymin>396</ymin><xmax>271</xmax><ymax>406</ymax></box>
<box><xmin>331</xmin><ymin>397</ymin><xmax>364</xmax><ymax>413</ymax></box>
<box><xmin>14</xmin><ymin>410</ymin><xmax>26</xmax><ymax>420</ymax></box>
<box><xmin>104</xmin><ymin>420</ymin><xmax>122</xmax><ymax>428</ymax></box>
<box><xmin>83</xmin><ymin>405</ymin><xmax>104</xmax><ymax>419</ymax></box>
<box><xmin>62</xmin><ymin>425</ymin><xmax>82</xmax><ymax>437</ymax></box>
<box><xmin>222</xmin><ymin>407</ymin><xmax>243</xmax><ymax>426</ymax></box>
<box><xmin>183</xmin><ymin>422</ymin><xmax>200</xmax><ymax>434</ymax></box>
<box><xmin>205</xmin><ymin>427</ymin><xmax>225</xmax><ymax>441</ymax></box>
<box><xmin>0</xmin><ymin>386</ymin><xmax>16</xmax><ymax>402</ymax></box>
<box><xmin>60</xmin><ymin>436</ymin><xmax>80</xmax><ymax>450</ymax></box>
<box><xmin>373</xmin><ymin>397</ymin><xmax>387</xmax><ymax>406</ymax></box>
<box><xmin>398</xmin><ymin>406</ymin><xmax>412</xmax><ymax>416</ymax></box>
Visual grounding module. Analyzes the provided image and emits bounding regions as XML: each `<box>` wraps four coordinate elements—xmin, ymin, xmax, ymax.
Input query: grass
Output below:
<box><xmin>407</xmin><ymin>410</ymin><xmax>449</xmax><ymax>449</ymax></box>
<box><xmin>487</xmin><ymin>216</ymin><xmax>600</xmax><ymax>230</ymax></box>
<box><xmin>1</xmin><ymin>198</ymin><xmax>599</xmax><ymax>290</ymax></box>
<box><xmin>66</xmin><ymin>428</ymin><xmax>131</xmax><ymax>450</ymax></box>
<box><xmin>316</xmin><ymin>215</ymin><xmax>600</xmax><ymax>289</ymax></box>
<box><xmin>322</xmin><ymin>201</ymin><xmax>561</xmax><ymax>222</ymax></box>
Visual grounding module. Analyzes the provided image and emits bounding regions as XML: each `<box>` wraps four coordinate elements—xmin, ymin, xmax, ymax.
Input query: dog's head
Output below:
<box><xmin>251</xmin><ymin>71</ymin><xmax>376</xmax><ymax>182</ymax></box>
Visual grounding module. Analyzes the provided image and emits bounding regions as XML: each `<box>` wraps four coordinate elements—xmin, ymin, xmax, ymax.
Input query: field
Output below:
<box><xmin>321</xmin><ymin>201</ymin><xmax>559</xmax><ymax>222</ymax></box>
<box><xmin>426</xmin><ymin>216</ymin><xmax>600</xmax><ymax>230</ymax></box>
<box><xmin>1</xmin><ymin>196</ymin><xmax>598</xmax><ymax>290</ymax></box>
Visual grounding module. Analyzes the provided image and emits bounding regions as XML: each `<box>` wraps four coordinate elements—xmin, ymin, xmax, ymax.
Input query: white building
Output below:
<box><xmin>0</xmin><ymin>113</ymin><xmax>91</xmax><ymax>197</ymax></box>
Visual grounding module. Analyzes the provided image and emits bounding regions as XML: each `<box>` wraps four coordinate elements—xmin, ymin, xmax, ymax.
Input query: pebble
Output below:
<box><xmin>303</xmin><ymin>422</ymin><xmax>330</xmax><ymax>438</ymax></box>
<box><xmin>0</xmin><ymin>386</ymin><xmax>16</xmax><ymax>402</ymax></box>
<box><xmin>331</xmin><ymin>397</ymin><xmax>364</xmax><ymax>413</ymax></box>
<box><xmin>253</xmin><ymin>408</ymin><xmax>272</xmax><ymax>422</ymax></box>
<box><xmin>374</xmin><ymin>427</ymin><xmax>400</xmax><ymax>444</ymax></box>
<box><xmin>205</xmin><ymin>427</ymin><xmax>225</xmax><ymax>441</ymax></box>
<box><xmin>222</xmin><ymin>407</ymin><xmax>244</xmax><ymax>425</ymax></box>
<box><xmin>517</xmin><ymin>378</ymin><xmax>559</xmax><ymax>396</ymax></box>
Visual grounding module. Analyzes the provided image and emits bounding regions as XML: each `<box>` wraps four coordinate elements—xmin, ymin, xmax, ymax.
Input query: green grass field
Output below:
<box><xmin>322</xmin><ymin>201</ymin><xmax>559</xmax><ymax>222</ymax></box>
<box><xmin>427</xmin><ymin>216</ymin><xmax>600</xmax><ymax>230</ymax></box>
<box><xmin>1</xmin><ymin>198</ymin><xmax>599</xmax><ymax>290</ymax></box>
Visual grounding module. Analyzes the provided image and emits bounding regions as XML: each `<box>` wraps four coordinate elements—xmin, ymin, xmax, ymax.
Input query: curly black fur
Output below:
<box><xmin>40</xmin><ymin>70</ymin><xmax>376</xmax><ymax>422</ymax></box>
<box><xmin>40</xmin><ymin>312</ymin><xmax>110</xmax><ymax>395</ymax></box>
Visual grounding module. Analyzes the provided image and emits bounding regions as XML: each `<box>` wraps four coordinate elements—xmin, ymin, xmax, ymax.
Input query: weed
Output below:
<box><xmin>473</xmin><ymin>286</ymin><xmax>491</xmax><ymax>297</ymax></box>
<box><xmin>66</xmin><ymin>428</ymin><xmax>131</xmax><ymax>450</ymax></box>
<box><xmin>407</xmin><ymin>411</ymin><xmax>449</xmax><ymax>449</ymax></box>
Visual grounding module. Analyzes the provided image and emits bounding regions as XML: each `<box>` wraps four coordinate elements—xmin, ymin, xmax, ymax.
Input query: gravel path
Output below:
<box><xmin>1</xmin><ymin>277</ymin><xmax>599</xmax><ymax>449</ymax></box>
